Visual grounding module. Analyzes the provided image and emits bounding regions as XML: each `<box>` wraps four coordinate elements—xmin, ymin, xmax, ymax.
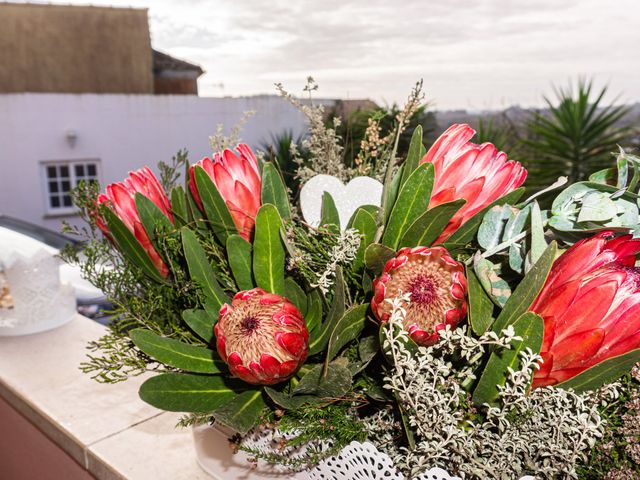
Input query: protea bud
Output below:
<box><xmin>420</xmin><ymin>124</ymin><xmax>527</xmax><ymax>244</ymax></box>
<box><xmin>97</xmin><ymin>167</ymin><xmax>174</xmax><ymax>277</ymax></box>
<box><xmin>215</xmin><ymin>288</ymin><xmax>309</xmax><ymax>385</ymax></box>
<box><xmin>371</xmin><ymin>246</ymin><xmax>467</xmax><ymax>345</ymax></box>
<box><xmin>189</xmin><ymin>144</ymin><xmax>261</xmax><ymax>241</ymax></box>
<box><xmin>531</xmin><ymin>231</ymin><xmax>640</xmax><ymax>388</ymax></box>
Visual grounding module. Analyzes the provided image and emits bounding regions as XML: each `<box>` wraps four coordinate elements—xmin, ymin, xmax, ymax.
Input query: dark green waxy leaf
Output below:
<box><xmin>135</xmin><ymin>193</ymin><xmax>174</xmax><ymax>246</ymax></box>
<box><xmin>226</xmin><ymin>234</ymin><xmax>253</xmax><ymax>290</ymax></box>
<box><xmin>348</xmin><ymin>208</ymin><xmax>378</xmax><ymax>272</ymax></box>
<box><xmin>213</xmin><ymin>389</ymin><xmax>266</xmax><ymax>435</ymax></box>
<box><xmin>399</xmin><ymin>125</ymin><xmax>424</xmax><ymax>188</ymax></box>
<box><xmin>399</xmin><ymin>199</ymin><xmax>466</xmax><ymax>248</ymax></box>
<box><xmin>492</xmin><ymin>241</ymin><xmax>557</xmax><ymax>334</ymax></box>
<box><xmin>170</xmin><ymin>186</ymin><xmax>189</xmax><ymax>227</ymax></box>
<box><xmin>139</xmin><ymin>373</ymin><xmax>238</xmax><ymax>412</ymax></box>
<box><xmin>285</xmin><ymin>277</ymin><xmax>307</xmax><ymax>316</ymax></box>
<box><xmin>466</xmin><ymin>266</ymin><xmax>494</xmax><ymax>336</ymax></box>
<box><xmin>320</xmin><ymin>192</ymin><xmax>341</xmax><ymax>232</ymax></box>
<box><xmin>182</xmin><ymin>309</ymin><xmax>215</xmax><ymax>343</ymax></box>
<box><xmin>362</xmin><ymin>271</ymin><xmax>373</xmax><ymax>295</ymax></box>
<box><xmin>309</xmin><ymin>267</ymin><xmax>346</xmax><ymax>356</ymax></box>
<box><xmin>383</xmin><ymin>165</ymin><xmax>405</xmax><ymax>222</ymax></box>
<box><xmin>557</xmin><ymin>349</ymin><xmax>640</xmax><ymax>393</ymax></box>
<box><xmin>292</xmin><ymin>360</ymin><xmax>352</xmax><ymax>398</ymax></box>
<box><xmin>182</xmin><ymin>227</ymin><xmax>230</xmax><ymax>313</ymax></box>
<box><xmin>261</xmin><ymin>162</ymin><xmax>292</xmax><ymax>220</ymax></box>
<box><xmin>325</xmin><ymin>304</ymin><xmax>369</xmax><ymax>365</ymax></box>
<box><xmin>305</xmin><ymin>290</ymin><xmax>323</xmax><ymax>337</ymax></box>
<box><xmin>253</xmin><ymin>204</ymin><xmax>286</xmax><ymax>295</ymax></box>
<box><xmin>382</xmin><ymin>163</ymin><xmax>434</xmax><ymax>249</ymax></box>
<box><xmin>102</xmin><ymin>208</ymin><xmax>167</xmax><ymax>284</ymax></box>
<box><xmin>130</xmin><ymin>328</ymin><xmax>222</xmax><ymax>374</ymax></box>
<box><xmin>348</xmin><ymin>335</ymin><xmax>379</xmax><ymax>375</ymax></box>
<box><xmin>193</xmin><ymin>166</ymin><xmax>237</xmax><ymax>243</ymax></box>
<box><xmin>473</xmin><ymin>312</ymin><xmax>544</xmax><ymax>406</ymax></box>
<box><xmin>364</xmin><ymin>243</ymin><xmax>395</xmax><ymax>275</ymax></box>
<box><xmin>359</xmin><ymin>204</ymin><xmax>380</xmax><ymax>218</ymax></box>
<box><xmin>264</xmin><ymin>387</ymin><xmax>324</xmax><ymax>409</ymax></box>
<box><xmin>445</xmin><ymin>187</ymin><xmax>525</xmax><ymax>248</ymax></box>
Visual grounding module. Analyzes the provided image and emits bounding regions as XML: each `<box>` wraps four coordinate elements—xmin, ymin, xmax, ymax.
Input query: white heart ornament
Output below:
<box><xmin>299</xmin><ymin>175</ymin><xmax>383</xmax><ymax>229</ymax></box>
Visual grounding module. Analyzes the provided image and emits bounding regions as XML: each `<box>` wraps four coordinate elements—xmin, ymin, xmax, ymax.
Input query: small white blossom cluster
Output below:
<box><xmin>311</xmin><ymin>228</ymin><xmax>361</xmax><ymax>294</ymax></box>
<box><xmin>365</xmin><ymin>294</ymin><xmax>605</xmax><ymax>479</ymax></box>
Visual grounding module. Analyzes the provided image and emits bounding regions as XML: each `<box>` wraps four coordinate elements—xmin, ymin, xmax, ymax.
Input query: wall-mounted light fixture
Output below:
<box><xmin>65</xmin><ymin>130</ymin><xmax>78</xmax><ymax>148</ymax></box>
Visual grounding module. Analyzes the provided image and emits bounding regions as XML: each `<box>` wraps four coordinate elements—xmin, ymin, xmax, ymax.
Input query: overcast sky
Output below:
<box><xmin>41</xmin><ymin>0</ymin><xmax>640</xmax><ymax>109</ymax></box>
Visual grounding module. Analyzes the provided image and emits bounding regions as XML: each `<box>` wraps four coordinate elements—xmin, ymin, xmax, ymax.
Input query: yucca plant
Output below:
<box><xmin>524</xmin><ymin>79</ymin><xmax>633</xmax><ymax>189</ymax></box>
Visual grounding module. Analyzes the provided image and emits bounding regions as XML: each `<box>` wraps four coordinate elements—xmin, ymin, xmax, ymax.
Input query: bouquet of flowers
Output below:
<box><xmin>66</xmin><ymin>83</ymin><xmax>640</xmax><ymax>479</ymax></box>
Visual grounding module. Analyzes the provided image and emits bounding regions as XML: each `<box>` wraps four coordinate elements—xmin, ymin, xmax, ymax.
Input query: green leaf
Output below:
<box><xmin>264</xmin><ymin>387</ymin><xmax>324</xmax><ymax>409</ymax></box>
<box><xmin>445</xmin><ymin>187</ymin><xmax>525</xmax><ymax>248</ymax></box>
<box><xmin>292</xmin><ymin>360</ymin><xmax>352</xmax><ymax>398</ymax></box>
<box><xmin>325</xmin><ymin>304</ymin><xmax>369</xmax><ymax>365</ymax></box>
<box><xmin>170</xmin><ymin>186</ymin><xmax>189</xmax><ymax>227</ymax></box>
<box><xmin>399</xmin><ymin>199</ymin><xmax>466</xmax><ymax>248</ymax></box>
<box><xmin>364</xmin><ymin>243</ymin><xmax>395</xmax><ymax>275</ymax></box>
<box><xmin>193</xmin><ymin>166</ymin><xmax>237</xmax><ymax>243</ymax></box>
<box><xmin>383</xmin><ymin>165</ymin><xmax>405</xmax><ymax>222</ymax></box>
<box><xmin>320</xmin><ymin>192</ymin><xmax>341</xmax><ymax>232</ymax></box>
<box><xmin>474</xmin><ymin>257</ymin><xmax>512</xmax><ymax>308</ymax></box>
<box><xmin>308</xmin><ymin>267</ymin><xmax>345</xmax><ymax>356</ymax></box>
<box><xmin>261</xmin><ymin>162</ymin><xmax>292</xmax><ymax>220</ymax></box>
<box><xmin>135</xmin><ymin>193</ymin><xmax>174</xmax><ymax>245</ymax></box>
<box><xmin>348</xmin><ymin>208</ymin><xmax>378</xmax><ymax>272</ymax></box>
<box><xmin>557</xmin><ymin>349</ymin><xmax>640</xmax><ymax>393</ymax></box>
<box><xmin>477</xmin><ymin>204</ymin><xmax>513</xmax><ymax>250</ymax></box>
<box><xmin>182</xmin><ymin>309</ymin><xmax>215</xmax><ymax>343</ymax></box>
<box><xmin>212</xmin><ymin>389</ymin><xmax>266</xmax><ymax>435</ymax></box>
<box><xmin>472</xmin><ymin>312</ymin><xmax>544</xmax><ymax>406</ymax></box>
<box><xmin>382</xmin><ymin>163</ymin><xmax>434</xmax><ymax>249</ymax></box>
<box><xmin>305</xmin><ymin>290</ymin><xmax>323</xmax><ymax>337</ymax></box>
<box><xmin>139</xmin><ymin>373</ymin><xmax>239</xmax><ymax>412</ymax></box>
<box><xmin>491</xmin><ymin>241</ymin><xmax>557</xmax><ymax>334</ymax></box>
<box><xmin>102</xmin><ymin>208</ymin><xmax>167</xmax><ymax>284</ymax></box>
<box><xmin>226</xmin><ymin>234</ymin><xmax>254</xmax><ymax>290</ymax></box>
<box><xmin>253</xmin><ymin>204</ymin><xmax>286</xmax><ymax>295</ymax></box>
<box><xmin>285</xmin><ymin>277</ymin><xmax>308</xmax><ymax>316</ymax></box>
<box><xmin>348</xmin><ymin>335</ymin><xmax>379</xmax><ymax>375</ymax></box>
<box><xmin>528</xmin><ymin>201</ymin><xmax>546</xmax><ymax>268</ymax></box>
<box><xmin>399</xmin><ymin>125</ymin><xmax>424</xmax><ymax>189</ymax></box>
<box><xmin>466</xmin><ymin>266</ymin><xmax>494</xmax><ymax>336</ymax></box>
<box><xmin>130</xmin><ymin>329</ymin><xmax>222</xmax><ymax>374</ymax></box>
<box><xmin>181</xmin><ymin>227</ymin><xmax>230</xmax><ymax>313</ymax></box>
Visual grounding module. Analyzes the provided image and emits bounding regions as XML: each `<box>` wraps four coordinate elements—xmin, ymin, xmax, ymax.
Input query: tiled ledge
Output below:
<box><xmin>0</xmin><ymin>315</ymin><xmax>210</xmax><ymax>480</ymax></box>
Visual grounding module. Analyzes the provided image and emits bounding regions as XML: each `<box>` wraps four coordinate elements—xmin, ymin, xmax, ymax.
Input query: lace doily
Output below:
<box><xmin>306</xmin><ymin>441</ymin><xmax>461</xmax><ymax>480</ymax></box>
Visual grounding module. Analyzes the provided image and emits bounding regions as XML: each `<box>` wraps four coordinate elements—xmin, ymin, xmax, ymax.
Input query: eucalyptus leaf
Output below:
<box><xmin>478</xmin><ymin>204</ymin><xmax>514</xmax><ymax>250</ymax></box>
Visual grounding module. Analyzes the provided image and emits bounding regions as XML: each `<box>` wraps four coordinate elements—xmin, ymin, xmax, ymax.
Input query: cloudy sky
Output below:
<box><xmin>42</xmin><ymin>0</ymin><xmax>640</xmax><ymax>109</ymax></box>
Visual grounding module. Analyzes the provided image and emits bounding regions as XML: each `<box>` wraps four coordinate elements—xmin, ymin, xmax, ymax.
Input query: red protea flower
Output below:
<box><xmin>420</xmin><ymin>124</ymin><xmax>527</xmax><ymax>243</ymax></box>
<box><xmin>215</xmin><ymin>288</ymin><xmax>309</xmax><ymax>385</ymax></box>
<box><xmin>371</xmin><ymin>246</ymin><xmax>467</xmax><ymax>346</ymax></box>
<box><xmin>189</xmin><ymin>144</ymin><xmax>261</xmax><ymax>241</ymax></box>
<box><xmin>531</xmin><ymin>231</ymin><xmax>640</xmax><ymax>388</ymax></box>
<box><xmin>97</xmin><ymin>167</ymin><xmax>173</xmax><ymax>277</ymax></box>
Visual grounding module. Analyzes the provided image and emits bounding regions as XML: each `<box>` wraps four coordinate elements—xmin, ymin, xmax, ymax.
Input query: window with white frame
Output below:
<box><xmin>42</xmin><ymin>160</ymin><xmax>100</xmax><ymax>214</ymax></box>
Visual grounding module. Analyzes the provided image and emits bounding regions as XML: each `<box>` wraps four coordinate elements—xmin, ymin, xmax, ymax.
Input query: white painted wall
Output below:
<box><xmin>0</xmin><ymin>93</ymin><xmax>311</xmax><ymax>231</ymax></box>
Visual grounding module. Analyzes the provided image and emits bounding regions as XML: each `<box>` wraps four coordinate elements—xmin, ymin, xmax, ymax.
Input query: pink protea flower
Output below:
<box><xmin>371</xmin><ymin>246</ymin><xmax>467</xmax><ymax>346</ymax></box>
<box><xmin>531</xmin><ymin>231</ymin><xmax>640</xmax><ymax>388</ymax></box>
<box><xmin>215</xmin><ymin>288</ymin><xmax>309</xmax><ymax>385</ymax></box>
<box><xmin>189</xmin><ymin>144</ymin><xmax>261</xmax><ymax>241</ymax></box>
<box><xmin>97</xmin><ymin>167</ymin><xmax>173</xmax><ymax>277</ymax></box>
<box><xmin>420</xmin><ymin>124</ymin><xmax>527</xmax><ymax>244</ymax></box>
